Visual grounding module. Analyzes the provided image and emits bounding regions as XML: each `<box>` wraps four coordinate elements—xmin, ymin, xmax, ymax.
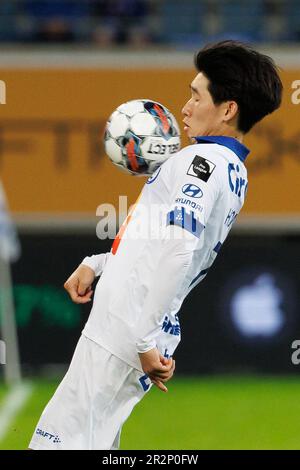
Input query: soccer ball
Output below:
<box><xmin>104</xmin><ymin>99</ymin><xmax>181</xmax><ymax>175</ymax></box>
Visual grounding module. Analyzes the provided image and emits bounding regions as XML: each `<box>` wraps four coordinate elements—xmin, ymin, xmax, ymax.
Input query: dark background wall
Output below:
<box><xmin>7</xmin><ymin>232</ymin><xmax>300</xmax><ymax>375</ymax></box>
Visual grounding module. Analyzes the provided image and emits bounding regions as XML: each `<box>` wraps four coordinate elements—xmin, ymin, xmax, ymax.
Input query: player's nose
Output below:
<box><xmin>182</xmin><ymin>100</ymin><xmax>191</xmax><ymax>116</ymax></box>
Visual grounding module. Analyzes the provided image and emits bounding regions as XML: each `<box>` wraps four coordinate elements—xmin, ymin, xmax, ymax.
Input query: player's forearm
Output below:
<box><xmin>81</xmin><ymin>252</ymin><xmax>111</xmax><ymax>277</ymax></box>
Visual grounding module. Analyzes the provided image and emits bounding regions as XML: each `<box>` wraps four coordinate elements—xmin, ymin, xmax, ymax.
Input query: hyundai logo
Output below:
<box><xmin>182</xmin><ymin>184</ymin><xmax>203</xmax><ymax>198</ymax></box>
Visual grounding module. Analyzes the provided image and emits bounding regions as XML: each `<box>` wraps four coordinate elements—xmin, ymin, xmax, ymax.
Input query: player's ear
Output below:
<box><xmin>223</xmin><ymin>100</ymin><xmax>239</xmax><ymax>122</ymax></box>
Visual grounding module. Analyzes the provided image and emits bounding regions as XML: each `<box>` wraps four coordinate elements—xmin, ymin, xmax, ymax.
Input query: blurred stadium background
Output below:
<box><xmin>0</xmin><ymin>0</ymin><xmax>300</xmax><ymax>450</ymax></box>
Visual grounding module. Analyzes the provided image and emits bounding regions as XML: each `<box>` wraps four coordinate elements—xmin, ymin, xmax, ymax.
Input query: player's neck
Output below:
<box><xmin>215</xmin><ymin>119</ymin><xmax>244</xmax><ymax>143</ymax></box>
<box><xmin>217</xmin><ymin>128</ymin><xmax>244</xmax><ymax>144</ymax></box>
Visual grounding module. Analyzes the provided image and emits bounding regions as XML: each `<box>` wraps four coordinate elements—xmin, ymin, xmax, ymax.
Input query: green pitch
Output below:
<box><xmin>1</xmin><ymin>376</ymin><xmax>300</xmax><ymax>450</ymax></box>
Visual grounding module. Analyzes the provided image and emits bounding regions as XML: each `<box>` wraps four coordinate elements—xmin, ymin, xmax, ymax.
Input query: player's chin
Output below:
<box><xmin>183</xmin><ymin>125</ymin><xmax>192</xmax><ymax>136</ymax></box>
<box><xmin>184</xmin><ymin>127</ymin><xmax>196</xmax><ymax>142</ymax></box>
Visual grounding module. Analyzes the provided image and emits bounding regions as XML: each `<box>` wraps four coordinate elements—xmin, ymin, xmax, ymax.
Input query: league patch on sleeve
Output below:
<box><xmin>187</xmin><ymin>155</ymin><xmax>216</xmax><ymax>182</ymax></box>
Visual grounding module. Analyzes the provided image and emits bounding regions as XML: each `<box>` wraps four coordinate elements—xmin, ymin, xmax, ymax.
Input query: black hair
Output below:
<box><xmin>194</xmin><ymin>40</ymin><xmax>283</xmax><ymax>133</ymax></box>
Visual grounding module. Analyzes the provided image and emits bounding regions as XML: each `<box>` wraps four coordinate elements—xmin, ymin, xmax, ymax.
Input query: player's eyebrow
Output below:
<box><xmin>189</xmin><ymin>84</ymin><xmax>200</xmax><ymax>95</ymax></box>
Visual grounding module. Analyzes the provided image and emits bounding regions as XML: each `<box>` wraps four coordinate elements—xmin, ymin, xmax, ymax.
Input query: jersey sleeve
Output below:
<box><xmin>135</xmin><ymin>225</ymin><xmax>196</xmax><ymax>353</ymax></box>
<box><xmin>135</xmin><ymin>150</ymin><xmax>223</xmax><ymax>354</ymax></box>
<box><xmin>81</xmin><ymin>252</ymin><xmax>111</xmax><ymax>277</ymax></box>
<box><xmin>165</xmin><ymin>150</ymin><xmax>222</xmax><ymax>248</ymax></box>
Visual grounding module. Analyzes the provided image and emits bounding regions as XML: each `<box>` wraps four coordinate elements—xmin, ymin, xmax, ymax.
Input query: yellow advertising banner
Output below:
<box><xmin>0</xmin><ymin>67</ymin><xmax>299</xmax><ymax>216</ymax></box>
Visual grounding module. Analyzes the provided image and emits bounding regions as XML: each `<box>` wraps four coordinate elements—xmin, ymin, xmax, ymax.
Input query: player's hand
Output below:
<box><xmin>138</xmin><ymin>348</ymin><xmax>175</xmax><ymax>393</ymax></box>
<box><xmin>64</xmin><ymin>264</ymin><xmax>95</xmax><ymax>304</ymax></box>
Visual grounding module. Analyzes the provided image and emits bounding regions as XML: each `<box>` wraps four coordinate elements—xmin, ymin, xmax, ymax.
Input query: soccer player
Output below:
<box><xmin>29</xmin><ymin>41</ymin><xmax>282</xmax><ymax>450</ymax></box>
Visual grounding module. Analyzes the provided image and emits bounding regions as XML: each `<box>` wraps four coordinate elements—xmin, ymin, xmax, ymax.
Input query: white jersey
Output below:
<box><xmin>83</xmin><ymin>136</ymin><xmax>249</xmax><ymax>371</ymax></box>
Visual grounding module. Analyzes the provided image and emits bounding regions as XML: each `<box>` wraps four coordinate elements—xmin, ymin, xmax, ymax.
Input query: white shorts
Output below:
<box><xmin>29</xmin><ymin>334</ymin><xmax>152</xmax><ymax>450</ymax></box>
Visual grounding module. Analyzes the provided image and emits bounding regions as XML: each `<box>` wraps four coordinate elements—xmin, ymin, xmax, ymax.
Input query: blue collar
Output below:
<box><xmin>194</xmin><ymin>136</ymin><xmax>250</xmax><ymax>162</ymax></box>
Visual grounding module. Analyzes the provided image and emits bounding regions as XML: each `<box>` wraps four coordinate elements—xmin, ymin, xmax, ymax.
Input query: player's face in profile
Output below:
<box><xmin>182</xmin><ymin>72</ymin><xmax>225</xmax><ymax>140</ymax></box>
